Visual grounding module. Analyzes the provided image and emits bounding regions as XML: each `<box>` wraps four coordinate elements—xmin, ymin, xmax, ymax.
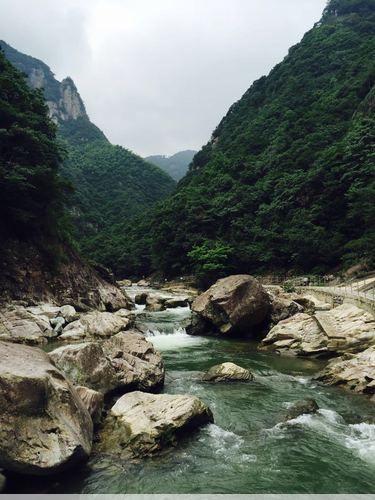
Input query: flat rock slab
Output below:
<box><xmin>203</xmin><ymin>362</ymin><xmax>254</xmax><ymax>382</ymax></box>
<box><xmin>314</xmin><ymin>304</ymin><xmax>375</xmax><ymax>353</ymax></box>
<box><xmin>261</xmin><ymin>313</ymin><xmax>328</xmax><ymax>356</ymax></box>
<box><xmin>316</xmin><ymin>346</ymin><xmax>375</xmax><ymax>397</ymax></box>
<box><xmin>0</xmin><ymin>341</ymin><xmax>92</xmax><ymax>475</ymax></box>
<box><xmin>98</xmin><ymin>391</ymin><xmax>213</xmax><ymax>457</ymax></box>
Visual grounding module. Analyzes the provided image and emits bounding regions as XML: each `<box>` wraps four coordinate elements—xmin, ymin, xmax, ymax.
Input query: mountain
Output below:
<box><xmin>145</xmin><ymin>150</ymin><xmax>197</xmax><ymax>181</ymax></box>
<box><xmin>130</xmin><ymin>0</ymin><xmax>375</xmax><ymax>282</ymax></box>
<box><xmin>0</xmin><ymin>50</ymin><xmax>127</xmax><ymax>307</ymax></box>
<box><xmin>1</xmin><ymin>41</ymin><xmax>176</xmax><ymax>274</ymax></box>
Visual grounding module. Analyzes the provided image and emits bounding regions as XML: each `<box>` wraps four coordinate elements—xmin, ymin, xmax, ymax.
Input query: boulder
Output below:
<box><xmin>165</xmin><ymin>297</ymin><xmax>190</xmax><ymax>308</ymax></box>
<box><xmin>98</xmin><ymin>391</ymin><xmax>213</xmax><ymax>457</ymax></box>
<box><xmin>284</xmin><ymin>399</ymin><xmax>319</xmax><ymax>421</ymax></box>
<box><xmin>268</xmin><ymin>291</ymin><xmax>303</xmax><ymax>324</ymax></box>
<box><xmin>103</xmin><ymin>331</ymin><xmax>165</xmax><ymax>392</ymax></box>
<box><xmin>260</xmin><ymin>313</ymin><xmax>328</xmax><ymax>357</ymax></box>
<box><xmin>0</xmin><ymin>341</ymin><xmax>92</xmax><ymax>475</ymax></box>
<box><xmin>59</xmin><ymin>305</ymin><xmax>78</xmax><ymax>323</ymax></box>
<box><xmin>203</xmin><ymin>362</ymin><xmax>254</xmax><ymax>382</ymax></box>
<box><xmin>49</xmin><ymin>342</ymin><xmax>118</xmax><ymax>393</ymax></box>
<box><xmin>59</xmin><ymin>310</ymin><xmax>131</xmax><ymax>341</ymax></box>
<box><xmin>261</xmin><ymin>304</ymin><xmax>374</xmax><ymax>358</ymax></box>
<box><xmin>316</xmin><ymin>346</ymin><xmax>375</xmax><ymax>397</ymax></box>
<box><xmin>97</xmin><ymin>283</ymin><xmax>134</xmax><ymax>312</ymax></box>
<box><xmin>26</xmin><ymin>304</ymin><xmax>61</xmax><ymax>319</ymax></box>
<box><xmin>75</xmin><ymin>386</ymin><xmax>104</xmax><ymax>424</ymax></box>
<box><xmin>0</xmin><ymin>305</ymin><xmax>54</xmax><ymax>345</ymax></box>
<box><xmin>145</xmin><ymin>295</ymin><xmax>166</xmax><ymax>312</ymax></box>
<box><xmin>189</xmin><ymin>275</ymin><xmax>271</xmax><ymax>336</ymax></box>
<box><xmin>135</xmin><ymin>292</ymin><xmax>148</xmax><ymax>305</ymax></box>
<box><xmin>50</xmin><ymin>331</ymin><xmax>164</xmax><ymax>395</ymax></box>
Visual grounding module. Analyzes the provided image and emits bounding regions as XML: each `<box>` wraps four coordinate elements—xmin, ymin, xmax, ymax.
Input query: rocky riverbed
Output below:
<box><xmin>0</xmin><ymin>275</ymin><xmax>374</xmax><ymax>493</ymax></box>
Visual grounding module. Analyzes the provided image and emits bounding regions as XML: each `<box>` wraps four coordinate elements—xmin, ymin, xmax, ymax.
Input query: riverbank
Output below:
<box><xmin>1</xmin><ymin>276</ymin><xmax>374</xmax><ymax>494</ymax></box>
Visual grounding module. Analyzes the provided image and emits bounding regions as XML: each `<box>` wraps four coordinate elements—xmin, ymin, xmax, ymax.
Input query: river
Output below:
<box><xmin>10</xmin><ymin>286</ymin><xmax>375</xmax><ymax>494</ymax></box>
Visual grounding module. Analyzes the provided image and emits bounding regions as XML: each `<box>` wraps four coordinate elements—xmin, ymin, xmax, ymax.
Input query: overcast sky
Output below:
<box><xmin>1</xmin><ymin>0</ymin><xmax>327</xmax><ymax>156</ymax></box>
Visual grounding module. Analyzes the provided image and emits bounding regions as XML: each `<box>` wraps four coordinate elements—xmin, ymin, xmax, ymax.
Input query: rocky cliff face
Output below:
<box><xmin>0</xmin><ymin>40</ymin><xmax>88</xmax><ymax>124</ymax></box>
<box><xmin>47</xmin><ymin>77</ymin><xmax>87</xmax><ymax>123</ymax></box>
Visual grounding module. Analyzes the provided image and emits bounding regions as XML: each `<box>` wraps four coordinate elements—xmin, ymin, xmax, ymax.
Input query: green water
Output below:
<box><xmin>10</xmin><ymin>291</ymin><xmax>375</xmax><ymax>494</ymax></box>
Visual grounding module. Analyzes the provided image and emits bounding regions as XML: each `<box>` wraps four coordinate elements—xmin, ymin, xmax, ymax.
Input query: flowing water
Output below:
<box><xmin>11</xmin><ymin>286</ymin><xmax>375</xmax><ymax>494</ymax></box>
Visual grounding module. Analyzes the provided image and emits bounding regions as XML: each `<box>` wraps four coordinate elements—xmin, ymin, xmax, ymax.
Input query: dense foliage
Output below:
<box><xmin>61</xmin><ymin>140</ymin><xmax>176</xmax><ymax>267</ymax></box>
<box><xmin>2</xmin><ymin>41</ymin><xmax>176</xmax><ymax>273</ymax></box>
<box><xmin>145</xmin><ymin>150</ymin><xmax>197</xmax><ymax>181</ymax></box>
<box><xmin>0</xmin><ymin>51</ymin><xmax>68</xmax><ymax>242</ymax></box>
<box><xmin>125</xmin><ymin>0</ymin><xmax>375</xmax><ymax>281</ymax></box>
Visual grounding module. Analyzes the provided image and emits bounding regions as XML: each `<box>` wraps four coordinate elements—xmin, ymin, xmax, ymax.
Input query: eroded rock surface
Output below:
<box><xmin>260</xmin><ymin>313</ymin><xmax>328</xmax><ymax>356</ymax></box>
<box><xmin>261</xmin><ymin>304</ymin><xmax>374</xmax><ymax>357</ymax></box>
<box><xmin>75</xmin><ymin>386</ymin><xmax>104</xmax><ymax>424</ymax></box>
<box><xmin>189</xmin><ymin>275</ymin><xmax>270</xmax><ymax>336</ymax></box>
<box><xmin>0</xmin><ymin>341</ymin><xmax>92</xmax><ymax>475</ymax></box>
<box><xmin>50</xmin><ymin>331</ymin><xmax>164</xmax><ymax>395</ymax></box>
<box><xmin>98</xmin><ymin>391</ymin><xmax>213</xmax><ymax>457</ymax></box>
<box><xmin>316</xmin><ymin>346</ymin><xmax>375</xmax><ymax>398</ymax></box>
<box><xmin>59</xmin><ymin>310</ymin><xmax>132</xmax><ymax>341</ymax></box>
<box><xmin>203</xmin><ymin>362</ymin><xmax>254</xmax><ymax>382</ymax></box>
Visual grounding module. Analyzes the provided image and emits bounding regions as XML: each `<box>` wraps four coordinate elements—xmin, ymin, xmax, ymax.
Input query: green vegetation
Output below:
<box><xmin>145</xmin><ymin>150</ymin><xmax>197</xmax><ymax>181</ymax></box>
<box><xmin>2</xmin><ymin>40</ymin><xmax>176</xmax><ymax>274</ymax></box>
<box><xmin>0</xmin><ymin>50</ymin><xmax>69</xmax><ymax>244</ymax></box>
<box><xmin>62</xmin><ymin>141</ymin><xmax>176</xmax><ymax>269</ymax></box>
<box><xmin>126</xmin><ymin>0</ymin><xmax>374</xmax><ymax>282</ymax></box>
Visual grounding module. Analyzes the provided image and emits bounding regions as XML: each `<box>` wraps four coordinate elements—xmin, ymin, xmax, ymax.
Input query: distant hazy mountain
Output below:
<box><xmin>145</xmin><ymin>150</ymin><xmax>197</xmax><ymax>181</ymax></box>
<box><xmin>1</xmin><ymin>40</ymin><xmax>176</xmax><ymax>274</ymax></box>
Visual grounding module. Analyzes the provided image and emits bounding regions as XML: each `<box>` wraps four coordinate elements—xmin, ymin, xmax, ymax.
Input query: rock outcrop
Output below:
<box><xmin>0</xmin><ymin>240</ymin><xmax>132</xmax><ymax>312</ymax></box>
<box><xmin>188</xmin><ymin>275</ymin><xmax>270</xmax><ymax>336</ymax></box>
<box><xmin>59</xmin><ymin>310</ymin><xmax>132</xmax><ymax>341</ymax></box>
<box><xmin>316</xmin><ymin>346</ymin><xmax>375</xmax><ymax>398</ymax></box>
<box><xmin>50</xmin><ymin>331</ymin><xmax>165</xmax><ymax>395</ymax></box>
<box><xmin>260</xmin><ymin>313</ymin><xmax>328</xmax><ymax>357</ymax></box>
<box><xmin>98</xmin><ymin>391</ymin><xmax>213</xmax><ymax>457</ymax></box>
<box><xmin>203</xmin><ymin>362</ymin><xmax>254</xmax><ymax>382</ymax></box>
<box><xmin>0</xmin><ymin>341</ymin><xmax>92</xmax><ymax>475</ymax></box>
<box><xmin>261</xmin><ymin>304</ymin><xmax>375</xmax><ymax>357</ymax></box>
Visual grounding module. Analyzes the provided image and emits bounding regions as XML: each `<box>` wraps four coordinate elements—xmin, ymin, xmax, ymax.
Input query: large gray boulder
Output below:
<box><xmin>203</xmin><ymin>362</ymin><xmax>254</xmax><ymax>382</ymax></box>
<box><xmin>98</xmin><ymin>391</ymin><xmax>213</xmax><ymax>457</ymax></box>
<box><xmin>0</xmin><ymin>341</ymin><xmax>92</xmax><ymax>475</ymax></box>
<box><xmin>50</xmin><ymin>331</ymin><xmax>165</xmax><ymax>395</ymax></box>
<box><xmin>145</xmin><ymin>295</ymin><xmax>166</xmax><ymax>312</ymax></box>
<box><xmin>316</xmin><ymin>346</ymin><xmax>375</xmax><ymax>398</ymax></box>
<box><xmin>188</xmin><ymin>275</ymin><xmax>270</xmax><ymax>336</ymax></box>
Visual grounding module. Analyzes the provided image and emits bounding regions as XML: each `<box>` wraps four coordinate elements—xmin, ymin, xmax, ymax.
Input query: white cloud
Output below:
<box><xmin>0</xmin><ymin>0</ymin><xmax>327</xmax><ymax>155</ymax></box>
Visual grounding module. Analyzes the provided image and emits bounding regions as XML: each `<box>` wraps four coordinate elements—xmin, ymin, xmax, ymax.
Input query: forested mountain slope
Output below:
<box><xmin>145</xmin><ymin>150</ymin><xmax>197</xmax><ymax>181</ymax></box>
<box><xmin>0</xmin><ymin>51</ymin><xmax>125</xmax><ymax>306</ymax></box>
<box><xmin>137</xmin><ymin>0</ymin><xmax>375</xmax><ymax>282</ymax></box>
<box><xmin>1</xmin><ymin>41</ymin><xmax>175</xmax><ymax>271</ymax></box>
